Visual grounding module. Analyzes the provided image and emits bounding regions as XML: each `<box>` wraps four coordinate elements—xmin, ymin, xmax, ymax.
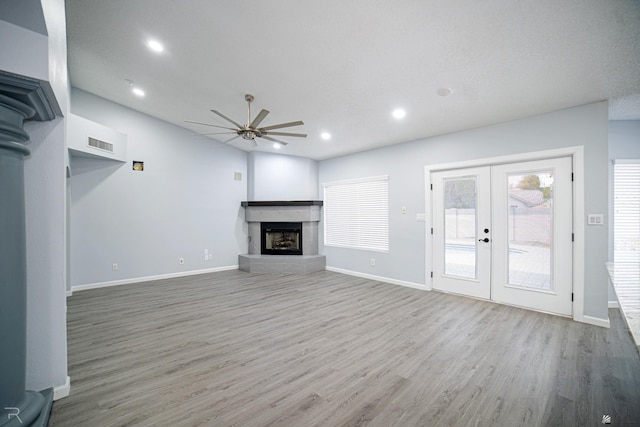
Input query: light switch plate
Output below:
<box><xmin>587</xmin><ymin>214</ymin><xmax>604</xmax><ymax>225</ymax></box>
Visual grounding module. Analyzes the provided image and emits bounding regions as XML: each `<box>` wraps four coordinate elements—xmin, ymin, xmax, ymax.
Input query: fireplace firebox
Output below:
<box><xmin>261</xmin><ymin>222</ymin><xmax>303</xmax><ymax>255</ymax></box>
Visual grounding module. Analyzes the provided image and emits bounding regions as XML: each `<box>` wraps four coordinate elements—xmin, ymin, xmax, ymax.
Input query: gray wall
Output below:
<box><xmin>1</xmin><ymin>0</ymin><xmax>69</xmax><ymax>393</ymax></box>
<box><xmin>319</xmin><ymin>102</ymin><xmax>610</xmax><ymax>320</ymax></box>
<box><xmin>608</xmin><ymin>120</ymin><xmax>640</xmax><ymax>300</ymax></box>
<box><xmin>247</xmin><ymin>151</ymin><xmax>319</xmax><ymax>200</ymax></box>
<box><xmin>69</xmin><ymin>89</ymin><xmax>248</xmax><ymax>286</ymax></box>
<box><xmin>0</xmin><ymin>0</ymin><xmax>47</xmax><ymax>35</ymax></box>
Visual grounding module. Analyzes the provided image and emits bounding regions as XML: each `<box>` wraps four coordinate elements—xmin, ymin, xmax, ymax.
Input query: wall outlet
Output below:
<box><xmin>112</xmin><ymin>263</ymin><xmax>118</xmax><ymax>271</ymax></box>
<box><xmin>401</xmin><ymin>206</ymin><xmax>407</xmax><ymax>214</ymax></box>
<box><xmin>179</xmin><ymin>257</ymin><xmax>185</xmax><ymax>265</ymax></box>
<box><xmin>370</xmin><ymin>258</ymin><xmax>376</xmax><ymax>266</ymax></box>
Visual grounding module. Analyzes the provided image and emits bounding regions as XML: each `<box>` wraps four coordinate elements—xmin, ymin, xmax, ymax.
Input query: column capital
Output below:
<box><xmin>0</xmin><ymin>94</ymin><xmax>35</xmax><ymax>156</ymax></box>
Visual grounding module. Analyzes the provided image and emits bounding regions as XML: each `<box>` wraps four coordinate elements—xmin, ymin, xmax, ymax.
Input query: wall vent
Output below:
<box><xmin>87</xmin><ymin>137</ymin><xmax>114</xmax><ymax>153</ymax></box>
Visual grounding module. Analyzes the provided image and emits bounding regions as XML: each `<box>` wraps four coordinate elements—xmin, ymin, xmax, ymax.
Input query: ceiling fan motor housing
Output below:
<box><xmin>241</xmin><ymin>129</ymin><xmax>259</xmax><ymax>140</ymax></box>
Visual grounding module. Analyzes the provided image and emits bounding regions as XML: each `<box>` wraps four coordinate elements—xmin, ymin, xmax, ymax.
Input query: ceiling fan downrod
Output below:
<box><xmin>245</xmin><ymin>94</ymin><xmax>254</xmax><ymax>128</ymax></box>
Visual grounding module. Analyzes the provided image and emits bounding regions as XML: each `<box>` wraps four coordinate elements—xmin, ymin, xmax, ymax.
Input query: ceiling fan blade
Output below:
<box><xmin>222</xmin><ymin>135</ymin><xmax>241</xmax><ymax>145</ymax></box>
<box><xmin>259</xmin><ymin>120</ymin><xmax>304</xmax><ymax>131</ymax></box>
<box><xmin>263</xmin><ymin>131</ymin><xmax>307</xmax><ymax>138</ymax></box>
<box><xmin>210</xmin><ymin>109</ymin><xmax>243</xmax><ymax>128</ymax></box>
<box><xmin>261</xmin><ymin>135</ymin><xmax>288</xmax><ymax>145</ymax></box>
<box><xmin>185</xmin><ymin>120</ymin><xmax>236</xmax><ymax>131</ymax></box>
<box><xmin>250</xmin><ymin>109</ymin><xmax>270</xmax><ymax>129</ymax></box>
<box><xmin>194</xmin><ymin>131</ymin><xmax>237</xmax><ymax>136</ymax></box>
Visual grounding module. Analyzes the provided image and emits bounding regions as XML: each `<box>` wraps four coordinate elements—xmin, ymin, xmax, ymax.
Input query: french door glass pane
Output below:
<box><xmin>444</xmin><ymin>177</ymin><xmax>477</xmax><ymax>279</ymax></box>
<box><xmin>507</xmin><ymin>171</ymin><xmax>553</xmax><ymax>290</ymax></box>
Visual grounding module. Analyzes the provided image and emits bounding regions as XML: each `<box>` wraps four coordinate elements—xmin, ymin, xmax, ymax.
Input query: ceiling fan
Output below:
<box><xmin>186</xmin><ymin>94</ymin><xmax>306</xmax><ymax>146</ymax></box>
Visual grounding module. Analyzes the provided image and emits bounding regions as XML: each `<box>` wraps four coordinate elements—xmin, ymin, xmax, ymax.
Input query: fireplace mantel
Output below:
<box><xmin>241</xmin><ymin>200</ymin><xmax>323</xmax><ymax>207</ymax></box>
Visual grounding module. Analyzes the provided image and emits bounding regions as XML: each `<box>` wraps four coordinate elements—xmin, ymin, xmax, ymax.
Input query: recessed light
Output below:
<box><xmin>392</xmin><ymin>108</ymin><xmax>406</xmax><ymax>119</ymax></box>
<box><xmin>437</xmin><ymin>88</ymin><xmax>452</xmax><ymax>97</ymax></box>
<box><xmin>147</xmin><ymin>39</ymin><xmax>164</xmax><ymax>53</ymax></box>
<box><xmin>132</xmin><ymin>87</ymin><xmax>145</xmax><ymax>97</ymax></box>
<box><xmin>273</xmin><ymin>143</ymin><xmax>282</xmax><ymax>149</ymax></box>
<box><xmin>321</xmin><ymin>132</ymin><xmax>331</xmax><ymax>140</ymax></box>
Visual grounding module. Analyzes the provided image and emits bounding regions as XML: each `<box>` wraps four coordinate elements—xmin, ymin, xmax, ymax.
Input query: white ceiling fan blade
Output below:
<box><xmin>259</xmin><ymin>120</ymin><xmax>304</xmax><ymax>131</ymax></box>
<box><xmin>261</xmin><ymin>135</ymin><xmax>288</xmax><ymax>145</ymax></box>
<box><xmin>194</xmin><ymin>131</ymin><xmax>237</xmax><ymax>136</ymax></box>
<box><xmin>250</xmin><ymin>109</ymin><xmax>270</xmax><ymax>129</ymax></box>
<box><xmin>210</xmin><ymin>109</ymin><xmax>243</xmax><ymax>128</ymax></box>
<box><xmin>263</xmin><ymin>131</ymin><xmax>307</xmax><ymax>138</ymax></box>
<box><xmin>184</xmin><ymin>120</ymin><xmax>236</xmax><ymax>131</ymax></box>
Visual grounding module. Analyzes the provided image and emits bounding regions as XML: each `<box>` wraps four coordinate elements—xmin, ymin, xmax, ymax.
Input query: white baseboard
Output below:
<box><xmin>608</xmin><ymin>300</ymin><xmax>620</xmax><ymax>309</ymax></box>
<box><xmin>70</xmin><ymin>265</ymin><xmax>239</xmax><ymax>293</ymax></box>
<box><xmin>53</xmin><ymin>376</ymin><xmax>70</xmax><ymax>400</ymax></box>
<box><xmin>66</xmin><ymin>290</ymin><xmax>73</xmax><ymax>297</ymax></box>
<box><xmin>326</xmin><ymin>266</ymin><xmax>427</xmax><ymax>291</ymax></box>
<box><xmin>582</xmin><ymin>314</ymin><xmax>611</xmax><ymax>328</ymax></box>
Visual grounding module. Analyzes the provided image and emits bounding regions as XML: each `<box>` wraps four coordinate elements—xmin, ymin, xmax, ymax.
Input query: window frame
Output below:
<box><xmin>613</xmin><ymin>160</ymin><xmax>640</xmax><ymax>263</ymax></box>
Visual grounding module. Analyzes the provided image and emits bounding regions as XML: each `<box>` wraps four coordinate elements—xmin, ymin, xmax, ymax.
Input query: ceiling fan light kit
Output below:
<box><xmin>187</xmin><ymin>94</ymin><xmax>306</xmax><ymax>148</ymax></box>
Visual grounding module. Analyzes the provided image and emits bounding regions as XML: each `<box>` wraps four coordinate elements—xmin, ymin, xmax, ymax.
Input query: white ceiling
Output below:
<box><xmin>65</xmin><ymin>0</ymin><xmax>640</xmax><ymax>160</ymax></box>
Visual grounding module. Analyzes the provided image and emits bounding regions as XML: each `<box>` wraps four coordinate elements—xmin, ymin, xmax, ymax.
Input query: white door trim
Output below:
<box><xmin>425</xmin><ymin>146</ymin><xmax>585</xmax><ymax>323</ymax></box>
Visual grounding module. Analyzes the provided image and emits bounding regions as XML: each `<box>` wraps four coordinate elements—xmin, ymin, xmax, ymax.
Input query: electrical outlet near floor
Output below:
<box><xmin>370</xmin><ymin>258</ymin><xmax>376</xmax><ymax>266</ymax></box>
<box><xmin>179</xmin><ymin>258</ymin><xmax>185</xmax><ymax>265</ymax></box>
<box><xmin>112</xmin><ymin>263</ymin><xmax>118</xmax><ymax>271</ymax></box>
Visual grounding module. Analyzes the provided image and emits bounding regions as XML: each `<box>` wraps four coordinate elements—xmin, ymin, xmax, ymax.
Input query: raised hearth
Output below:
<box><xmin>239</xmin><ymin>201</ymin><xmax>326</xmax><ymax>273</ymax></box>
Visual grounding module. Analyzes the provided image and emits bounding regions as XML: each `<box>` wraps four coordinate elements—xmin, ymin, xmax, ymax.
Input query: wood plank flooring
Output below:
<box><xmin>50</xmin><ymin>270</ymin><xmax>640</xmax><ymax>426</ymax></box>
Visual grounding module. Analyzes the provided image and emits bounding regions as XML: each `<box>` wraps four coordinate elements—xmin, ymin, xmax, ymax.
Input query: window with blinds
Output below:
<box><xmin>614</xmin><ymin>161</ymin><xmax>640</xmax><ymax>263</ymax></box>
<box><xmin>323</xmin><ymin>175</ymin><xmax>389</xmax><ymax>252</ymax></box>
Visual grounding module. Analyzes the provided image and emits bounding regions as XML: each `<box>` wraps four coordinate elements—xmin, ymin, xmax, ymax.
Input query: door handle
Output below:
<box><xmin>478</xmin><ymin>238</ymin><xmax>490</xmax><ymax>242</ymax></box>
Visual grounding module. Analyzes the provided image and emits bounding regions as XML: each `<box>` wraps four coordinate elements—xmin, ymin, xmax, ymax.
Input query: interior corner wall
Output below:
<box><xmin>319</xmin><ymin>102</ymin><xmax>610</xmax><ymax>320</ymax></box>
<box><xmin>20</xmin><ymin>0</ymin><xmax>68</xmax><ymax>393</ymax></box>
<box><xmin>608</xmin><ymin>120</ymin><xmax>640</xmax><ymax>301</ymax></box>
<box><xmin>69</xmin><ymin>89</ymin><xmax>248</xmax><ymax>287</ymax></box>
<box><xmin>247</xmin><ymin>151</ymin><xmax>319</xmax><ymax>200</ymax></box>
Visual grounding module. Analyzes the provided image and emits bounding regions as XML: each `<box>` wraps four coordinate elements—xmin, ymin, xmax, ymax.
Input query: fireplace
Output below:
<box><xmin>239</xmin><ymin>201</ymin><xmax>326</xmax><ymax>273</ymax></box>
<box><xmin>261</xmin><ymin>222</ymin><xmax>302</xmax><ymax>255</ymax></box>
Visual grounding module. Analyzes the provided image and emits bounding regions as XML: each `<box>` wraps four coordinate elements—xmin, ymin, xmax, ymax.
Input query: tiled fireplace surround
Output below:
<box><xmin>238</xmin><ymin>201</ymin><xmax>326</xmax><ymax>273</ymax></box>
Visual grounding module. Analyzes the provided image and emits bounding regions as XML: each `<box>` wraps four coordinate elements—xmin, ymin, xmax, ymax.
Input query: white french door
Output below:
<box><xmin>431</xmin><ymin>157</ymin><xmax>573</xmax><ymax>316</ymax></box>
<box><xmin>432</xmin><ymin>167</ymin><xmax>491</xmax><ymax>299</ymax></box>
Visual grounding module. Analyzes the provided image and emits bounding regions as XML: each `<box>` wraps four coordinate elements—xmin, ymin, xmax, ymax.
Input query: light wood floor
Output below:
<box><xmin>50</xmin><ymin>270</ymin><xmax>640</xmax><ymax>426</ymax></box>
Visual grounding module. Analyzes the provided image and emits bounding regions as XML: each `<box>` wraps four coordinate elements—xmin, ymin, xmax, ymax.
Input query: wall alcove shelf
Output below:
<box><xmin>67</xmin><ymin>113</ymin><xmax>128</xmax><ymax>175</ymax></box>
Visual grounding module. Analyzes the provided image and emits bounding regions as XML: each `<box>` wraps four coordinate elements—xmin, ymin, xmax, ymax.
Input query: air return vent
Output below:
<box><xmin>88</xmin><ymin>137</ymin><xmax>114</xmax><ymax>153</ymax></box>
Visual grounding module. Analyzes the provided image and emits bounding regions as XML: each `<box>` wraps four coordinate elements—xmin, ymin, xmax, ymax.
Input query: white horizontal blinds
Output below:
<box><xmin>324</xmin><ymin>176</ymin><xmax>389</xmax><ymax>252</ymax></box>
<box><xmin>614</xmin><ymin>161</ymin><xmax>640</xmax><ymax>263</ymax></box>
